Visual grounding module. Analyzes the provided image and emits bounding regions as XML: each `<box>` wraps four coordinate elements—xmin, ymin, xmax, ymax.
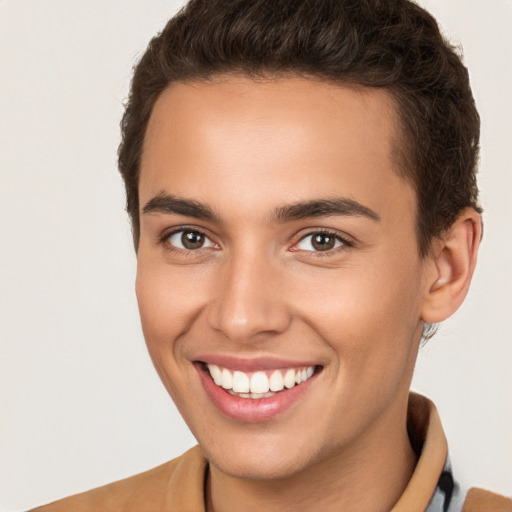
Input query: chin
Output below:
<box><xmin>199</xmin><ymin>429</ymin><xmax>320</xmax><ymax>480</ymax></box>
<box><xmin>208</xmin><ymin>451</ymin><xmax>308</xmax><ymax>481</ymax></box>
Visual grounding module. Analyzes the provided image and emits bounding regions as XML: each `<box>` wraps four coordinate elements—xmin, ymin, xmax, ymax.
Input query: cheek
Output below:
<box><xmin>293</xmin><ymin>256</ymin><xmax>424</xmax><ymax>384</ymax></box>
<box><xmin>135</xmin><ymin>260</ymin><xmax>206</xmax><ymax>399</ymax></box>
<box><xmin>136</xmin><ymin>258</ymin><xmax>205</xmax><ymax>344</ymax></box>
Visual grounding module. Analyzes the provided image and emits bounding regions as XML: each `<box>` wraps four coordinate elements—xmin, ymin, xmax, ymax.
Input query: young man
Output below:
<box><xmin>32</xmin><ymin>0</ymin><xmax>511</xmax><ymax>510</ymax></box>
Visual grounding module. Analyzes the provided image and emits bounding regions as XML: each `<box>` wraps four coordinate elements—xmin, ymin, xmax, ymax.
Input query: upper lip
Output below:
<box><xmin>195</xmin><ymin>354</ymin><xmax>320</xmax><ymax>372</ymax></box>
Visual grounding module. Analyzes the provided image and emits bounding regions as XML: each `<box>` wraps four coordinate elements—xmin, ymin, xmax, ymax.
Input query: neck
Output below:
<box><xmin>207</xmin><ymin>397</ymin><xmax>417</xmax><ymax>512</ymax></box>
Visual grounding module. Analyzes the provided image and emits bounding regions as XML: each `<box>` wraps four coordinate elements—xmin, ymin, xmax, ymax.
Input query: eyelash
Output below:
<box><xmin>159</xmin><ymin>227</ymin><xmax>354</xmax><ymax>256</ymax></box>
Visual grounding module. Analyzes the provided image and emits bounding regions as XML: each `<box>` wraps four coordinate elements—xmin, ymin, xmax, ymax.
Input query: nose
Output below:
<box><xmin>207</xmin><ymin>250</ymin><xmax>292</xmax><ymax>343</ymax></box>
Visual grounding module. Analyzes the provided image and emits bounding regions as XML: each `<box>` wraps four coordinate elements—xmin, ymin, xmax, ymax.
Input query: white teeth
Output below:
<box><xmin>232</xmin><ymin>371</ymin><xmax>250</xmax><ymax>393</ymax></box>
<box><xmin>228</xmin><ymin>391</ymin><xmax>275</xmax><ymax>399</ymax></box>
<box><xmin>209</xmin><ymin>364</ymin><xmax>222</xmax><ymax>385</ymax></box>
<box><xmin>269</xmin><ymin>370</ymin><xmax>284</xmax><ymax>392</ymax></box>
<box><xmin>250</xmin><ymin>371</ymin><xmax>270</xmax><ymax>393</ymax></box>
<box><xmin>221</xmin><ymin>368</ymin><xmax>233</xmax><ymax>390</ymax></box>
<box><xmin>207</xmin><ymin>364</ymin><xmax>317</xmax><ymax>397</ymax></box>
<box><xmin>284</xmin><ymin>368</ymin><xmax>296</xmax><ymax>389</ymax></box>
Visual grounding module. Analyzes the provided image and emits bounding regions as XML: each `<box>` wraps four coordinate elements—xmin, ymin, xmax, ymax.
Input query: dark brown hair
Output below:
<box><xmin>118</xmin><ymin>0</ymin><xmax>481</xmax><ymax>256</ymax></box>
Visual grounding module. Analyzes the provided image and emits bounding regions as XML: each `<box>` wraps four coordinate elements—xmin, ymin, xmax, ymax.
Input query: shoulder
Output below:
<box><xmin>463</xmin><ymin>487</ymin><xmax>512</xmax><ymax>512</ymax></box>
<box><xmin>29</xmin><ymin>446</ymin><xmax>207</xmax><ymax>512</ymax></box>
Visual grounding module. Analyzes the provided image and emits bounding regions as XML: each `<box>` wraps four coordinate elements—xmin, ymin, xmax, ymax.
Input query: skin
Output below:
<box><xmin>136</xmin><ymin>76</ymin><xmax>481</xmax><ymax>512</ymax></box>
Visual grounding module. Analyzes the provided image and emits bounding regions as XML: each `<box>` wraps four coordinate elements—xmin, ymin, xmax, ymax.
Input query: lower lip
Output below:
<box><xmin>195</xmin><ymin>363</ymin><xmax>319</xmax><ymax>423</ymax></box>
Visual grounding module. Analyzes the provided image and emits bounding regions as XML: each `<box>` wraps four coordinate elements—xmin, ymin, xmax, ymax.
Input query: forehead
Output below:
<box><xmin>139</xmin><ymin>75</ymin><xmax>413</xmax><ymax>224</ymax></box>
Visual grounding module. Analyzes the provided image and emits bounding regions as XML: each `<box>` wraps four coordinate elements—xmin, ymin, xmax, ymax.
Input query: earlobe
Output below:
<box><xmin>421</xmin><ymin>208</ymin><xmax>482</xmax><ymax>324</ymax></box>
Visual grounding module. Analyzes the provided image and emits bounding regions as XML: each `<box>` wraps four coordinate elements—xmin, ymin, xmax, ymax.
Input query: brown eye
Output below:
<box><xmin>311</xmin><ymin>234</ymin><xmax>336</xmax><ymax>251</ymax></box>
<box><xmin>182</xmin><ymin>231</ymin><xmax>204</xmax><ymax>249</ymax></box>
<box><xmin>168</xmin><ymin>230</ymin><xmax>215</xmax><ymax>250</ymax></box>
<box><xmin>296</xmin><ymin>232</ymin><xmax>344</xmax><ymax>252</ymax></box>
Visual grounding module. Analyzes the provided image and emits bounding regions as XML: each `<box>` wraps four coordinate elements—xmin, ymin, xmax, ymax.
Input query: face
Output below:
<box><xmin>136</xmin><ymin>76</ymin><xmax>429</xmax><ymax>480</ymax></box>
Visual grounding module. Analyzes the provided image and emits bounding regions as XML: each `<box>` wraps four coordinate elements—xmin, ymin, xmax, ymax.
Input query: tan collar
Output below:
<box><xmin>163</xmin><ymin>443</ymin><xmax>208</xmax><ymax>510</ymax></box>
<box><xmin>391</xmin><ymin>393</ymin><xmax>448</xmax><ymax>511</ymax></box>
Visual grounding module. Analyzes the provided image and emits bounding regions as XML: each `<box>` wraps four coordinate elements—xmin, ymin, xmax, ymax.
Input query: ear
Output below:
<box><xmin>421</xmin><ymin>208</ymin><xmax>482</xmax><ymax>324</ymax></box>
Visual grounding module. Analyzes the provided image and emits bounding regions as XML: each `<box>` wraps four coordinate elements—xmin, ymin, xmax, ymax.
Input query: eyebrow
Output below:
<box><xmin>271</xmin><ymin>198</ymin><xmax>380</xmax><ymax>223</ymax></box>
<box><xmin>143</xmin><ymin>193</ymin><xmax>219</xmax><ymax>221</ymax></box>
<box><xmin>142</xmin><ymin>193</ymin><xmax>380</xmax><ymax>223</ymax></box>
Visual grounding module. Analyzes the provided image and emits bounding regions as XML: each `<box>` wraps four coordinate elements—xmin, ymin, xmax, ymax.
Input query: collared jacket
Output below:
<box><xmin>30</xmin><ymin>394</ymin><xmax>511</xmax><ymax>512</ymax></box>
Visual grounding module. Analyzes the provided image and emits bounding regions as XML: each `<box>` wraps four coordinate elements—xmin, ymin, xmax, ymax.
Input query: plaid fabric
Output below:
<box><xmin>427</xmin><ymin>457</ymin><xmax>468</xmax><ymax>512</ymax></box>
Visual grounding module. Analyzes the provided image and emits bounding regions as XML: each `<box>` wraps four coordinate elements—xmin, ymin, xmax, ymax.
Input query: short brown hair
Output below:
<box><xmin>118</xmin><ymin>0</ymin><xmax>481</xmax><ymax>255</ymax></box>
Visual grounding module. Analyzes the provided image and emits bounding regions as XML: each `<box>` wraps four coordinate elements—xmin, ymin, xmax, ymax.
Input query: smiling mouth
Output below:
<box><xmin>202</xmin><ymin>362</ymin><xmax>320</xmax><ymax>399</ymax></box>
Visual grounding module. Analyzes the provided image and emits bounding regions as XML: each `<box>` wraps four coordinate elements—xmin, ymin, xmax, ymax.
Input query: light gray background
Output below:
<box><xmin>0</xmin><ymin>1</ymin><xmax>510</xmax><ymax>510</ymax></box>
